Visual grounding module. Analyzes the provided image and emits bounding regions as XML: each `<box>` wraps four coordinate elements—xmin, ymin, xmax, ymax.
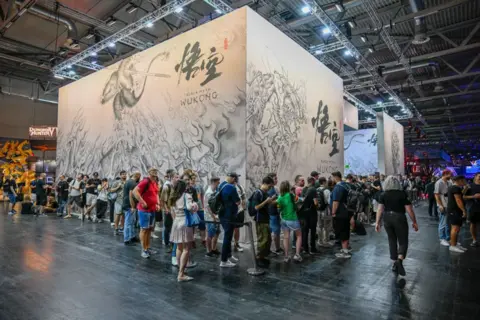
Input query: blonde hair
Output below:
<box><xmin>23</xmin><ymin>194</ymin><xmax>31</xmax><ymax>202</ymax></box>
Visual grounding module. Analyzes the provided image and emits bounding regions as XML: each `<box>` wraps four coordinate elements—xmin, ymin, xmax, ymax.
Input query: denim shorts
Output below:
<box><xmin>138</xmin><ymin>210</ymin><xmax>155</xmax><ymax>229</ymax></box>
<box><xmin>269</xmin><ymin>215</ymin><xmax>281</xmax><ymax>235</ymax></box>
<box><xmin>206</xmin><ymin>222</ymin><xmax>221</xmax><ymax>238</ymax></box>
<box><xmin>281</xmin><ymin>219</ymin><xmax>301</xmax><ymax>231</ymax></box>
<box><xmin>197</xmin><ymin>210</ymin><xmax>206</xmax><ymax>231</ymax></box>
<box><xmin>7</xmin><ymin>193</ymin><xmax>16</xmax><ymax>204</ymax></box>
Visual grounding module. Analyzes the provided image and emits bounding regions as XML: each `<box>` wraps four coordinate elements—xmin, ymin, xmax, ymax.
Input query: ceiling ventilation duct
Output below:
<box><xmin>15</xmin><ymin>0</ymin><xmax>79</xmax><ymax>50</ymax></box>
<box><xmin>409</xmin><ymin>0</ymin><xmax>430</xmax><ymax>45</ymax></box>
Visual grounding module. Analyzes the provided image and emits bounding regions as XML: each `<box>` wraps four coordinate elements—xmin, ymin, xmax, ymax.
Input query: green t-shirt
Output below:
<box><xmin>277</xmin><ymin>193</ymin><xmax>297</xmax><ymax>221</ymax></box>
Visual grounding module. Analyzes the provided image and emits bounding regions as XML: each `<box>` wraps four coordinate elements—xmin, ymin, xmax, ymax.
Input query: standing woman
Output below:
<box><xmin>375</xmin><ymin>175</ymin><xmax>419</xmax><ymax>276</ymax></box>
<box><xmin>170</xmin><ymin>180</ymin><xmax>197</xmax><ymax>282</ymax></box>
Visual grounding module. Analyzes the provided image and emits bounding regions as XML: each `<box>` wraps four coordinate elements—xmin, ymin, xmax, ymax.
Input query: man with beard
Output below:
<box><xmin>123</xmin><ymin>172</ymin><xmax>141</xmax><ymax>245</ymax></box>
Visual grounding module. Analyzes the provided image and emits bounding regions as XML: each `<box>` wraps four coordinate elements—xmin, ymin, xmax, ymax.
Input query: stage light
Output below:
<box><xmin>54</xmin><ymin>75</ymin><xmax>64</xmax><ymax>80</ymax></box>
<box><xmin>215</xmin><ymin>9</ymin><xmax>222</xmax><ymax>14</ymax></box>
<box><xmin>389</xmin><ymin>96</ymin><xmax>394</xmax><ymax>101</ymax></box>
<box><xmin>368</xmin><ymin>46</ymin><xmax>374</xmax><ymax>53</ymax></box>
<box><xmin>344</xmin><ymin>49</ymin><xmax>352</xmax><ymax>56</ymax></box>
<box><xmin>347</xmin><ymin>20</ymin><xmax>356</xmax><ymax>29</ymax></box>
<box><xmin>85</xmin><ymin>32</ymin><xmax>94</xmax><ymax>39</ymax></box>
<box><xmin>376</xmin><ymin>101</ymin><xmax>382</xmax><ymax>106</ymax></box>
<box><xmin>146</xmin><ymin>22</ymin><xmax>154</xmax><ymax>28</ymax></box>
<box><xmin>322</xmin><ymin>27</ymin><xmax>331</xmax><ymax>35</ymax></box>
<box><xmin>92</xmin><ymin>60</ymin><xmax>97</xmax><ymax>65</ymax></box>
<box><xmin>174</xmin><ymin>7</ymin><xmax>183</xmax><ymax>13</ymax></box>
<box><xmin>91</xmin><ymin>52</ymin><xmax>97</xmax><ymax>57</ymax></box>
<box><xmin>66</xmin><ymin>65</ymin><xmax>72</xmax><ymax>69</ymax></box>
<box><xmin>315</xmin><ymin>49</ymin><xmax>323</xmax><ymax>55</ymax></box>
<box><xmin>360</xmin><ymin>35</ymin><xmax>367</xmax><ymax>43</ymax></box>
<box><xmin>301</xmin><ymin>6</ymin><xmax>311</xmax><ymax>14</ymax></box>
<box><xmin>108</xmin><ymin>42</ymin><xmax>115</xmax><ymax>48</ymax></box>
<box><xmin>106</xmin><ymin>17</ymin><xmax>117</xmax><ymax>26</ymax></box>
<box><xmin>68</xmin><ymin>70</ymin><xmax>76</xmax><ymax>75</ymax></box>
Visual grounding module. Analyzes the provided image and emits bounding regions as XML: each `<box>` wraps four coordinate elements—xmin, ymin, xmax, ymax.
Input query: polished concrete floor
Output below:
<box><xmin>0</xmin><ymin>202</ymin><xmax>479</xmax><ymax>320</ymax></box>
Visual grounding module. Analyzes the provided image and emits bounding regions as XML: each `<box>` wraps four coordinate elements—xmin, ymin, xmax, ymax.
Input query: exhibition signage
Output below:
<box><xmin>29</xmin><ymin>126</ymin><xmax>57</xmax><ymax>140</ymax></box>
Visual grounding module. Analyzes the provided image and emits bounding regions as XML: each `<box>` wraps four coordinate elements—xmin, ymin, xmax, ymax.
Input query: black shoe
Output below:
<box><xmin>124</xmin><ymin>240</ymin><xmax>135</xmax><ymax>246</ymax></box>
<box><xmin>392</xmin><ymin>261</ymin><xmax>398</xmax><ymax>274</ymax></box>
<box><xmin>256</xmin><ymin>259</ymin><xmax>268</xmax><ymax>268</ymax></box>
<box><xmin>205</xmin><ymin>251</ymin><xmax>216</xmax><ymax>258</ymax></box>
<box><xmin>114</xmin><ymin>229</ymin><xmax>119</xmax><ymax>235</ymax></box>
<box><xmin>212</xmin><ymin>249</ymin><xmax>221</xmax><ymax>256</ymax></box>
<box><xmin>131</xmin><ymin>237</ymin><xmax>140</xmax><ymax>243</ymax></box>
<box><xmin>310</xmin><ymin>248</ymin><xmax>319</xmax><ymax>255</ymax></box>
<box><xmin>87</xmin><ymin>216</ymin><xmax>92</xmax><ymax>222</ymax></box>
<box><xmin>397</xmin><ymin>259</ymin><xmax>406</xmax><ymax>276</ymax></box>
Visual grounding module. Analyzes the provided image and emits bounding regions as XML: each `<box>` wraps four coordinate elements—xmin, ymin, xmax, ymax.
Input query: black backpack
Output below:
<box><xmin>339</xmin><ymin>183</ymin><xmax>361</xmax><ymax>213</ymax></box>
<box><xmin>207</xmin><ymin>184</ymin><xmax>227</xmax><ymax>216</ymax></box>
<box><xmin>247</xmin><ymin>189</ymin><xmax>263</xmax><ymax>217</ymax></box>
<box><xmin>316</xmin><ymin>187</ymin><xmax>328</xmax><ymax>211</ymax></box>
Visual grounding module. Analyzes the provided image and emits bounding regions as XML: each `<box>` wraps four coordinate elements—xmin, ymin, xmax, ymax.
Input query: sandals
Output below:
<box><xmin>177</xmin><ymin>276</ymin><xmax>194</xmax><ymax>282</ymax></box>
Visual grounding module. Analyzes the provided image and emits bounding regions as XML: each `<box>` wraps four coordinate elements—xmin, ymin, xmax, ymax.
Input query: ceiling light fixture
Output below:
<box><xmin>368</xmin><ymin>46</ymin><xmax>374</xmax><ymax>53</ymax></box>
<box><xmin>301</xmin><ymin>6</ymin><xmax>311</xmax><ymax>14</ymax></box>
<box><xmin>174</xmin><ymin>7</ymin><xmax>183</xmax><ymax>13</ymax></box>
<box><xmin>146</xmin><ymin>22</ymin><xmax>154</xmax><ymax>28</ymax></box>
<box><xmin>92</xmin><ymin>60</ymin><xmax>97</xmax><ymax>65</ymax></box>
<box><xmin>126</xmin><ymin>4</ymin><xmax>138</xmax><ymax>14</ymax></box>
<box><xmin>54</xmin><ymin>75</ymin><xmax>64</xmax><ymax>80</ymax></box>
<box><xmin>68</xmin><ymin>70</ymin><xmax>76</xmax><ymax>75</ymax></box>
<box><xmin>108</xmin><ymin>42</ymin><xmax>115</xmax><ymax>48</ymax></box>
<box><xmin>389</xmin><ymin>96</ymin><xmax>394</xmax><ymax>101</ymax></box>
<box><xmin>215</xmin><ymin>9</ymin><xmax>222</xmax><ymax>14</ymax></box>
<box><xmin>360</xmin><ymin>35</ymin><xmax>367</xmax><ymax>43</ymax></box>
<box><xmin>315</xmin><ymin>49</ymin><xmax>323</xmax><ymax>55</ymax></box>
<box><xmin>335</xmin><ymin>3</ymin><xmax>345</xmax><ymax>13</ymax></box>
<box><xmin>344</xmin><ymin>49</ymin><xmax>352</xmax><ymax>56</ymax></box>
<box><xmin>91</xmin><ymin>52</ymin><xmax>97</xmax><ymax>57</ymax></box>
<box><xmin>85</xmin><ymin>32</ymin><xmax>94</xmax><ymax>40</ymax></box>
<box><xmin>18</xmin><ymin>8</ymin><xmax>27</xmax><ymax>16</ymax></box>
<box><xmin>347</xmin><ymin>20</ymin><xmax>356</xmax><ymax>29</ymax></box>
<box><xmin>106</xmin><ymin>17</ymin><xmax>117</xmax><ymax>26</ymax></box>
<box><xmin>322</xmin><ymin>27</ymin><xmax>331</xmax><ymax>35</ymax></box>
<box><xmin>66</xmin><ymin>65</ymin><xmax>72</xmax><ymax>69</ymax></box>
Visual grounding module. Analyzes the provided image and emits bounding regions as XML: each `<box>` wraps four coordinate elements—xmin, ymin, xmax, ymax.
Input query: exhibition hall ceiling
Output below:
<box><xmin>0</xmin><ymin>0</ymin><xmax>479</xmax><ymax>149</ymax></box>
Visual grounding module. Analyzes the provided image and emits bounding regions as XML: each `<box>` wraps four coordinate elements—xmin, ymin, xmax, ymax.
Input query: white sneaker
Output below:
<box><xmin>440</xmin><ymin>239</ymin><xmax>450</xmax><ymax>247</ymax></box>
<box><xmin>151</xmin><ymin>234</ymin><xmax>159</xmax><ymax>239</ymax></box>
<box><xmin>229</xmin><ymin>255</ymin><xmax>239</xmax><ymax>263</ymax></box>
<box><xmin>171</xmin><ymin>256</ymin><xmax>178</xmax><ymax>266</ymax></box>
<box><xmin>335</xmin><ymin>249</ymin><xmax>352</xmax><ymax>259</ymax></box>
<box><xmin>449</xmin><ymin>246</ymin><xmax>465</xmax><ymax>253</ymax></box>
<box><xmin>186</xmin><ymin>261</ymin><xmax>198</xmax><ymax>268</ymax></box>
<box><xmin>220</xmin><ymin>260</ymin><xmax>237</xmax><ymax>268</ymax></box>
<box><xmin>456</xmin><ymin>243</ymin><xmax>467</xmax><ymax>251</ymax></box>
<box><xmin>110</xmin><ymin>222</ymin><xmax>115</xmax><ymax>227</ymax></box>
<box><xmin>8</xmin><ymin>211</ymin><xmax>15</xmax><ymax>215</ymax></box>
<box><xmin>141</xmin><ymin>251</ymin><xmax>150</xmax><ymax>259</ymax></box>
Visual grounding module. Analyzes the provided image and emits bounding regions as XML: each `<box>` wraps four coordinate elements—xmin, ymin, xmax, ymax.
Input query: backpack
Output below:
<box><xmin>316</xmin><ymin>187</ymin><xmax>328</xmax><ymax>211</ymax></box>
<box><xmin>207</xmin><ymin>184</ymin><xmax>227</xmax><ymax>216</ymax></box>
<box><xmin>339</xmin><ymin>183</ymin><xmax>361</xmax><ymax>213</ymax></box>
<box><xmin>247</xmin><ymin>189</ymin><xmax>263</xmax><ymax>217</ymax></box>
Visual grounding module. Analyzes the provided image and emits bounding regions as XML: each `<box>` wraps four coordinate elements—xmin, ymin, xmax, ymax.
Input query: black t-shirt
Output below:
<box><xmin>378</xmin><ymin>190</ymin><xmax>411</xmax><ymax>214</ymax></box>
<box><xmin>301</xmin><ymin>186</ymin><xmax>318</xmax><ymax>215</ymax></box>
<box><xmin>122</xmin><ymin>179</ymin><xmax>138</xmax><ymax>210</ymax></box>
<box><xmin>3</xmin><ymin>179</ymin><xmax>16</xmax><ymax>194</ymax></box>
<box><xmin>36</xmin><ymin>179</ymin><xmax>46</xmax><ymax>197</ymax></box>
<box><xmin>252</xmin><ymin>189</ymin><xmax>269</xmax><ymax>223</ymax></box>
<box><xmin>21</xmin><ymin>202</ymin><xmax>34</xmax><ymax>214</ymax></box>
<box><xmin>57</xmin><ymin>180</ymin><xmax>70</xmax><ymax>200</ymax></box>
<box><xmin>86</xmin><ymin>179</ymin><xmax>97</xmax><ymax>194</ymax></box>
<box><xmin>465</xmin><ymin>183</ymin><xmax>480</xmax><ymax>213</ymax></box>
<box><xmin>447</xmin><ymin>185</ymin><xmax>464</xmax><ymax>215</ymax></box>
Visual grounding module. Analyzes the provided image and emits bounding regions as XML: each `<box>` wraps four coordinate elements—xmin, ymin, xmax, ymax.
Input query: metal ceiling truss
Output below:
<box><xmin>52</xmin><ymin>0</ymin><xmax>196</xmax><ymax>74</ymax></box>
<box><xmin>203</xmin><ymin>0</ymin><xmax>233</xmax><ymax>15</ymax></box>
<box><xmin>309</xmin><ymin>41</ymin><xmax>345</xmax><ymax>55</ymax></box>
<box><xmin>0</xmin><ymin>0</ymin><xmax>36</xmax><ymax>34</ymax></box>
<box><xmin>300</xmin><ymin>0</ymin><xmax>414</xmax><ymax>119</ymax></box>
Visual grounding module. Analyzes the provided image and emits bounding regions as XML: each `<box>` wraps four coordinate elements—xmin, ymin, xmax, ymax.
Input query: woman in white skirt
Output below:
<box><xmin>169</xmin><ymin>180</ymin><xmax>197</xmax><ymax>282</ymax></box>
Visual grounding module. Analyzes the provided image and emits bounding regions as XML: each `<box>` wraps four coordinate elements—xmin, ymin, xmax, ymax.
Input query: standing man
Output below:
<box><xmin>133</xmin><ymin>168</ymin><xmax>160</xmax><ymax>259</ymax></box>
<box><xmin>370</xmin><ymin>174</ymin><xmax>382</xmax><ymax>225</ymax></box>
<box><xmin>84</xmin><ymin>174</ymin><xmax>99</xmax><ymax>221</ymax></box>
<box><xmin>161</xmin><ymin>169</ymin><xmax>179</xmax><ymax>254</ymax></box>
<box><xmin>35</xmin><ymin>173</ymin><xmax>49</xmax><ymax>216</ymax></box>
<box><xmin>218</xmin><ymin>173</ymin><xmax>242</xmax><ymax>268</ymax></box>
<box><xmin>204</xmin><ymin>177</ymin><xmax>221</xmax><ymax>257</ymax></box>
<box><xmin>447</xmin><ymin>175</ymin><xmax>468</xmax><ymax>253</ymax></box>
<box><xmin>64</xmin><ymin>174</ymin><xmax>84</xmax><ymax>219</ymax></box>
<box><xmin>294</xmin><ymin>175</ymin><xmax>305</xmax><ymax>197</ymax></box>
<box><xmin>331</xmin><ymin>171</ymin><xmax>352</xmax><ymax>259</ymax></box>
<box><xmin>56</xmin><ymin>175</ymin><xmax>69</xmax><ymax>217</ymax></box>
<box><xmin>300</xmin><ymin>176</ymin><xmax>319</xmax><ymax>254</ymax></box>
<box><xmin>463</xmin><ymin>172</ymin><xmax>480</xmax><ymax>247</ymax></box>
<box><xmin>435</xmin><ymin>169</ymin><xmax>452</xmax><ymax>247</ymax></box>
<box><xmin>234</xmin><ymin>176</ymin><xmax>246</xmax><ymax>252</ymax></box>
<box><xmin>425</xmin><ymin>177</ymin><xmax>438</xmax><ymax>219</ymax></box>
<box><xmin>251</xmin><ymin>176</ymin><xmax>276</xmax><ymax>267</ymax></box>
<box><xmin>111</xmin><ymin>170</ymin><xmax>127</xmax><ymax>235</ymax></box>
<box><xmin>123</xmin><ymin>172</ymin><xmax>141</xmax><ymax>246</ymax></box>
<box><xmin>267</xmin><ymin>173</ymin><xmax>282</xmax><ymax>255</ymax></box>
<box><xmin>311</xmin><ymin>171</ymin><xmax>320</xmax><ymax>188</ymax></box>
<box><xmin>3</xmin><ymin>175</ymin><xmax>17</xmax><ymax>215</ymax></box>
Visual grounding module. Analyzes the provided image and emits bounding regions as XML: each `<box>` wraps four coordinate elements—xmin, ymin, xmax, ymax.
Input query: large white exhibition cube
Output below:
<box><xmin>57</xmin><ymin>7</ymin><xmax>345</xmax><ymax>189</ymax></box>
<box><xmin>377</xmin><ymin>112</ymin><xmax>405</xmax><ymax>175</ymax></box>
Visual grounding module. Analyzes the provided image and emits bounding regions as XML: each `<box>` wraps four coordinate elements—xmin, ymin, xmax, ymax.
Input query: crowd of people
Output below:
<box><xmin>2</xmin><ymin>167</ymin><xmax>479</xmax><ymax>281</ymax></box>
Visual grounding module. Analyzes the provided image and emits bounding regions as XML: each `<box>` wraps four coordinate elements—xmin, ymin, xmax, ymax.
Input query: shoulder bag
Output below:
<box><xmin>184</xmin><ymin>193</ymin><xmax>201</xmax><ymax>227</ymax></box>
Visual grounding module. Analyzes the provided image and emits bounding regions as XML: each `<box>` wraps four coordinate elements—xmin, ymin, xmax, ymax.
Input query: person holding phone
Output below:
<box><xmin>375</xmin><ymin>175</ymin><xmax>418</xmax><ymax>276</ymax></box>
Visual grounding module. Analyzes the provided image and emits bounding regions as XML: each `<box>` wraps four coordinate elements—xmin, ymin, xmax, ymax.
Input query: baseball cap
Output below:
<box><xmin>227</xmin><ymin>172</ymin><xmax>240</xmax><ymax>178</ymax></box>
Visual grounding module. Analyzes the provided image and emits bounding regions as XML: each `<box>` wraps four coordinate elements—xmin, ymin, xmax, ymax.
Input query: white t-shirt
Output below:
<box><xmin>434</xmin><ymin>178</ymin><xmax>451</xmax><ymax>207</ymax></box>
<box><xmin>204</xmin><ymin>186</ymin><xmax>215</xmax><ymax>222</ymax></box>
<box><xmin>97</xmin><ymin>185</ymin><xmax>108</xmax><ymax>201</ymax></box>
<box><xmin>70</xmin><ymin>180</ymin><xmax>82</xmax><ymax>197</ymax></box>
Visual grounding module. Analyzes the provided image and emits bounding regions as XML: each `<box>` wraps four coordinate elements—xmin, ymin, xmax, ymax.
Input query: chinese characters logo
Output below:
<box><xmin>368</xmin><ymin>133</ymin><xmax>377</xmax><ymax>146</ymax></box>
<box><xmin>311</xmin><ymin>100</ymin><xmax>340</xmax><ymax>157</ymax></box>
<box><xmin>175</xmin><ymin>41</ymin><xmax>224</xmax><ymax>87</ymax></box>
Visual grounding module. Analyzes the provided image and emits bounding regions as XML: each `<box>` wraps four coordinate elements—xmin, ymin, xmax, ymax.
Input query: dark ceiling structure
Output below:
<box><xmin>0</xmin><ymin>0</ymin><xmax>479</xmax><ymax>153</ymax></box>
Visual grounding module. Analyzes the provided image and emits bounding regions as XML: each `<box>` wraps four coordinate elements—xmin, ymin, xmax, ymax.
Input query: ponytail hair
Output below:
<box><xmin>168</xmin><ymin>179</ymin><xmax>187</xmax><ymax>207</ymax></box>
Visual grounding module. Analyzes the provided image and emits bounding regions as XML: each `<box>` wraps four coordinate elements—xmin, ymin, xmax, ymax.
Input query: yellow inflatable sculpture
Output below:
<box><xmin>0</xmin><ymin>140</ymin><xmax>35</xmax><ymax>194</ymax></box>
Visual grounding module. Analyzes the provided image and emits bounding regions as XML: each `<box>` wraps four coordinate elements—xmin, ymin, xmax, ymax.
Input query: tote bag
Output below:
<box><xmin>184</xmin><ymin>194</ymin><xmax>201</xmax><ymax>227</ymax></box>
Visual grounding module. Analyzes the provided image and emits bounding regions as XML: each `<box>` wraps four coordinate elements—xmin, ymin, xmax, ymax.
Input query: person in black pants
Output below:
<box><xmin>425</xmin><ymin>177</ymin><xmax>438</xmax><ymax>218</ymax></box>
<box><xmin>375</xmin><ymin>175</ymin><xmax>418</xmax><ymax>276</ymax></box>
<box><xmin>300</xmin><ymin>177</ymin><xmax>318</xmax><ymax>254</ymax></box>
